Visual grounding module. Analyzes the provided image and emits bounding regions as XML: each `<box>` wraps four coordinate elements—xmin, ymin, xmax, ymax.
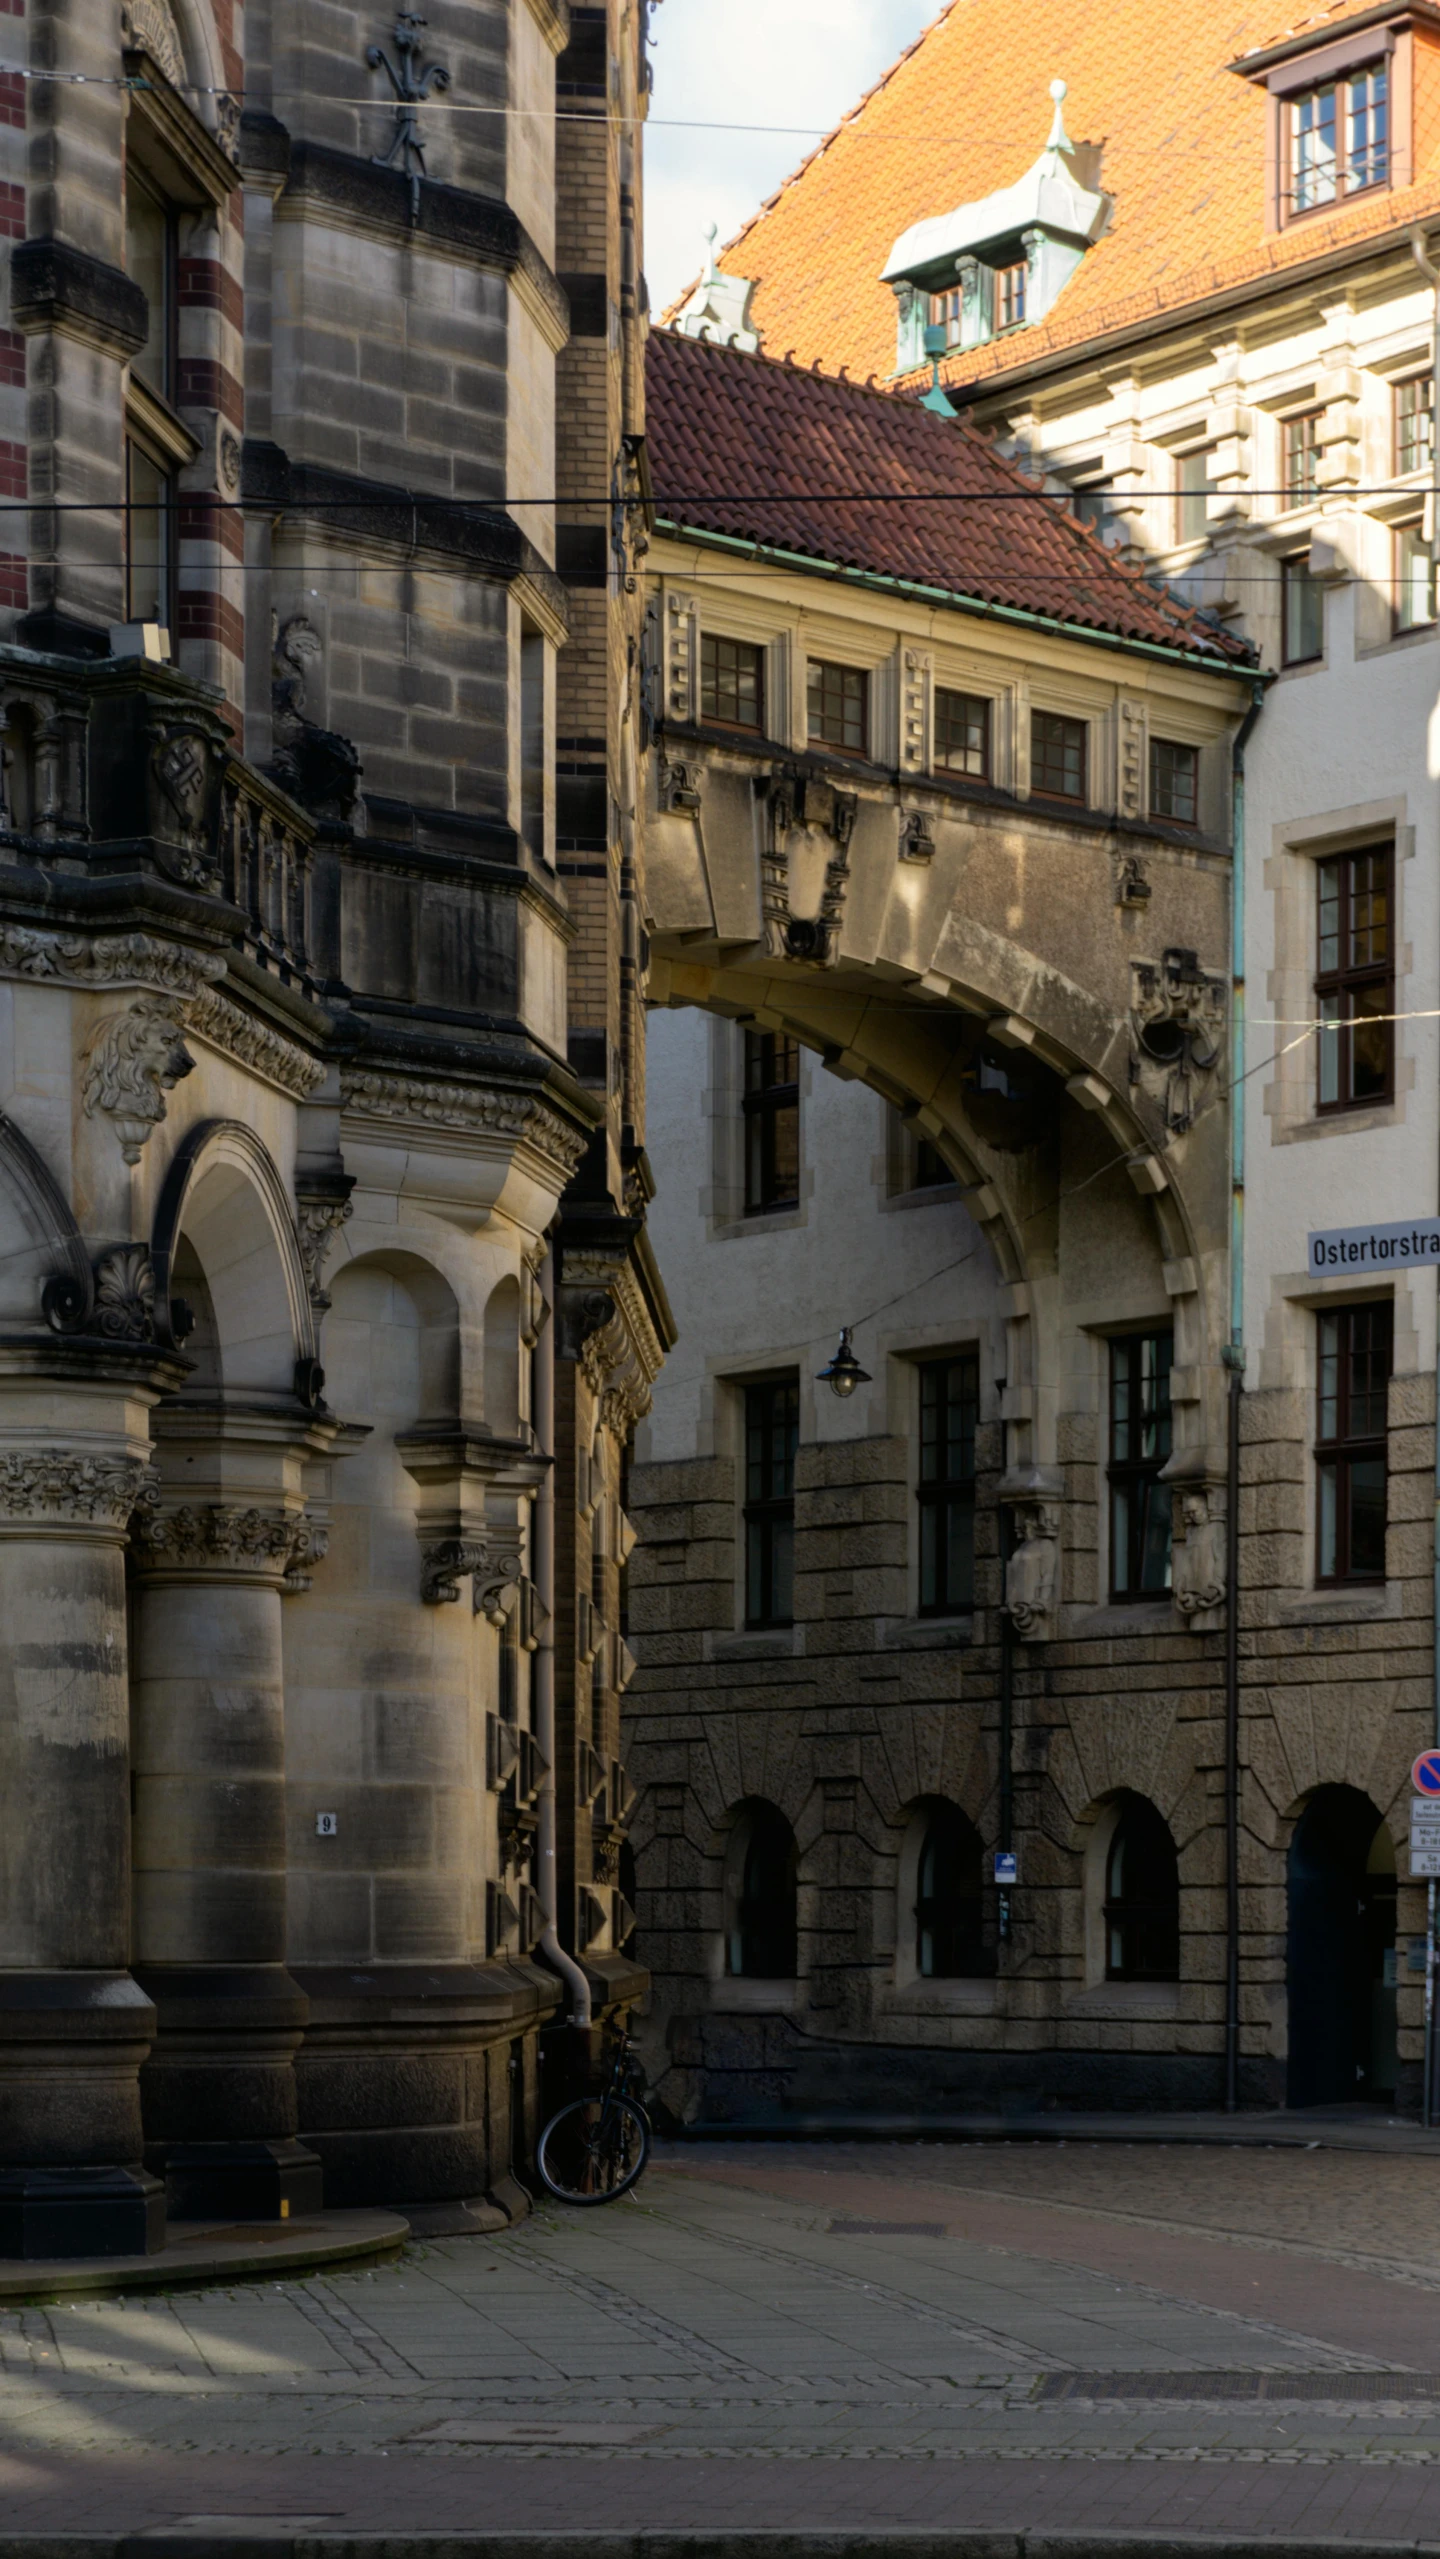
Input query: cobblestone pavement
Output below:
<box><xmin>6</xmin><ymin>2139</ymin><xmax>1440</xmax><ymax>2537</ymax></box>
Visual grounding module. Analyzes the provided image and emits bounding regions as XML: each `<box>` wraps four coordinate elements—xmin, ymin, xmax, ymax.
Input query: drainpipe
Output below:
<box><xmin>533</xmin><ymin>1244</ymin><xmax>592</xmax><ymax>2031</ymax></box>
<box><xmin>1224</xmin><ymin>675</ymin><xmax>1267</xmax><ymax>2112</ymax></box>
<box><xmin>1410</xmin><ymin>228</ymin><xmax>1440</xmax><ymax>2127</ymax></box>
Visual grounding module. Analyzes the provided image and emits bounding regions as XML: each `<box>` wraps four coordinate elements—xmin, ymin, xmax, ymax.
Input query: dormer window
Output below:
<box><xmin>1232</xmin><ymin>15</ymin><xmax>1415</xmax><ymax>230</ymax></box>
<box><xmin>1291</xmin><ymin>64</ymin><xmax>1388</xmax><ymax>211</ymax></box>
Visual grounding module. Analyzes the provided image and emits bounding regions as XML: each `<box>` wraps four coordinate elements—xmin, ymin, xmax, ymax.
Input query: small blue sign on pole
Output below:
<box><xmin>994</xmin><ymin>1851</ymin><xmax>1018</xmax><ymax>1886</ymax></box>
<box><xmin>1413</xmin><ymin>1752</ymin><xmax>1440</xmax><ymax>1798</ymax></box>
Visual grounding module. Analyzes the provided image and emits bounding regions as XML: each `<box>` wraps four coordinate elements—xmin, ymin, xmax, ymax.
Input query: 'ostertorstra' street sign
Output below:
<box><xmin>1308</xmin><ymin>1218</ymin><xmax>1440</xmax><ymax>1275</ymax></box>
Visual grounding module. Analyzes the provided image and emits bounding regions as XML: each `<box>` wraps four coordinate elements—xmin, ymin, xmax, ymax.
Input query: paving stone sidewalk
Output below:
<box><xmin>4</xmin><ymin>2139</ymin><xmax>1440</xmax><ymax>2541</ymax></box>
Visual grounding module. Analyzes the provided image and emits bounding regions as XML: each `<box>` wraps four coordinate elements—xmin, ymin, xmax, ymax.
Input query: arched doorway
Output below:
<box><xmin>724</xmin><ymin>1801</ymin><xmax>798</xmax><ymax>1979</ymax></box>
<box><xmin>1287</xmin><ymin>1787</ymin><xmax>1397</xmax><ymax>2107</ymax></box>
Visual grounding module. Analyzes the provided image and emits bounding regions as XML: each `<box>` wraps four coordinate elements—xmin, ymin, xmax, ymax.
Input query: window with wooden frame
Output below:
<box><xmin>1395</xmin><ymin>522</ymin><xmax>1436</xmax><ymax>633</ymax></box>
<box><xmin>928</xmin><ymin>285</ymin><xmax>963</xmax><ymax>348</ymax></box>
<box><xmin>743</xmin><ymin>1378</ymin><xmax>799</xmax><ymax>1630</ymax></box>
<box><xmin>933</xmin><ymin>687</ymin><xmax>989</xmax><ymax>779</ymax></box>
<box><xmin>917</xmin><ymin>1353</ymin><xmax>978</xmax><ymax>1616</ymax></box>
<box><xmin>742</xmin><ymin>1027</ymin><xmax>799</xmax><ymax>1214</ymax></box>
<box><xmin>1282</xmin><ymin>553</ymin><xmax>1324</xmax><ymax>665</ymax></box>
<box><xmin>1030</xmin><ymin>709</ymin><xmax>1086</xmax><ymax>804</ymax></box>
<box><xmin>1288</xmin><ymin>63</ymin><xmax>1388</xmax><ymax>213</ymax></box>
<box><xmin>1316</xmin><ymin>1300</ymin><xmax>1392</xmax><ymax>1584</ymax></box>
<box><xmin>1150</xmin><ymin>737</ymin><xmax>1199</xmax><ymax>828</ymax></box>
<box><xmin>701</xmin><ymin>632</ymin><xmax>764</xmax><ymax>732</ymax></box>
<box><xmin>1315</xmin><ymin>844</ymin><xmax>1393</xmax><ymax>1111</ymax></box>
<box><xmin>1395</xmin><ymin>372</ymin><xmax>1433</xmax><ymax>475</ymax></box>
<box><xmin>995</xmin><ymin>257</ymin><xmax>1027</xmax><ymax>330</ymax></box>
<box><xmin>1283</xmin><ymin>408</ymin><xmax>1323</xmax><ymax>505</ymax></box>
<box><xmin>1108</xmin><ymin>1330</ymin><xmax>1173</xmax><ymax>1600</ymax></box>
<box><xmin>806</xmin><ymin>659</ymin><xmax>868</xmax><ymax>756</ymax></box>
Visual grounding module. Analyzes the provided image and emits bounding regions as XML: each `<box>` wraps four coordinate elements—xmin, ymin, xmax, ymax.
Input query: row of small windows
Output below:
<box><xmin>724</xmin><ymin>1792</ymin><xmax>1180</xmax><ymax>1984</ymax></box>
<box><xmin>737</xmin><ymin>1298</ymin><xmax>1390</xmax><ymax>1636</ymax></box>
<box><xmin>700</xmin><ymin>636</ymin><xmax>1202</xmax><ymax>823</ymax></box>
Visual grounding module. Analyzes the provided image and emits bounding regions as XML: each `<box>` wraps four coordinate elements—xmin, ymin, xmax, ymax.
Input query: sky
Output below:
<box><xmin>642</xmin><ymin>0</ymin><xmax>938</xmax><ymax>315</ymax></box>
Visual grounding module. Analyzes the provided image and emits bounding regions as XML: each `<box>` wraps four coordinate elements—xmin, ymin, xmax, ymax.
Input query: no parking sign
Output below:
<box><xmin>1414</xmin><ymin>1753</ymin><xmax>1440</xmax><ymax>1797</ymax></box>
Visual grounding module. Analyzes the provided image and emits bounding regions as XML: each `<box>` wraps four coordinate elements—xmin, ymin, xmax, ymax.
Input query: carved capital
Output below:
<box><xmin>134</xmin><ymin>1501</ymin><xmax>315</xmax><ymax>1583</ymax></box>
<box><xmin>0</xmin><ymin>1448</ymin><xmax>157</xmax><ymax>1532</ymax></box>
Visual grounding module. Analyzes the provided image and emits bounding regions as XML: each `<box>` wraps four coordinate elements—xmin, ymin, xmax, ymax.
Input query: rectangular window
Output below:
<box><xmin>124</xmin><ymin>165</ymin><xmax>177</xmax><ymax>404</ymax></box>
<box><xmin>1108</xmin><ymin>1331</ymin><xmax>1173</xmax><ymax>1601</ymax></box>
<box><xmin>701</xmin><ymin>632</ymin><xmax>764</xmax><ymax>732</ymax></box>
<box><xmin>1030</xmin><ymin>709</ymin><xmax>1086</xmax><ymax>804</ymax></box>
<box><xmin>807</xmin><ymin>659</ymin><xmax>868</xmax><ymax>756</ymax></box>
<box><xmin>929</xmin><ymin>286</ymin><xmax>963</xmax><ymax>347</ymax></box>
<box><xmin>1290</xmin><ymin>65</ymin><xmax>1388</xmax><ymax>212</ymax></box>
<box><xmin>742</xmin><ymin>1027</ymin><xmax>799</xmax><ymax>1214</ymax></box>
<box><xmin>1282</xmin><ymin>553</ymin><xmax>1324</xmax><ymax>665</ymax></box>
<box><xmin>1316</xmin><ymin>844</ymin><xmax>1393</xmax><ymax>1111</ymax></box>
<box><xmin>124</xmin><ymin>437</ymin><xmax>177</xmax><ymax>631</ymax></box>
<box><xmin>1150</xmin><ymin>737</ymin><xmax>1199</xmax><ymax>828</ymax></box>
<box><xmin>917</xmin><ymin>1354</ymin><xmax>978</xmax><ymax>1615</ymax></box>
<box><xmin>744</xmin><ymin>1377</ymin><xmax>798</xmax><ymax>1628</ymax></box>
<box><xmin>1176</xmin><ymin>448</ymin><xmax>1217</xmax><ymax>545</ymax></box>
<box><xmin>1316</xmin><ymin>1301</ymin><xmax>1391</xmax><ymax>1584</ymax></box>
<box><xmin>1396</xmin><ymin>523</ymin><xmax>1436</xmax><ymax>632</ymax></box>
<box><xmin>995</xmin><ymin>258</ymin><xmax>1027</xmax><ymax>330</ymax></box>
<box><xmin>1283</xmin><ymin>409</ymin><xmax>1323</xmax><ymax>505</ymax></box>
<box><xmin>1396</xmin><ymin>374</ymin><xmax>1434</xmax><ymax>476</ymax></box>
<box><xmin>934</xmin><ymin>687</ymin><xmax>989</xmax><ymax>779</ymax></box>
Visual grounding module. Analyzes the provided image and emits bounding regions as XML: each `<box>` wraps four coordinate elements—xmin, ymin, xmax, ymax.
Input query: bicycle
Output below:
<box><xmin>534</xmin><ymin>2029</ymin><xmax>652</xmax><ymax>2204</ymax></box>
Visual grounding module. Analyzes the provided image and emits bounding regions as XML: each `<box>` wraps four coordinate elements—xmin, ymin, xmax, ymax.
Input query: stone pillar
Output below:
<box><xmin>0</xmin><ymin>1395</ymin><xmax>164</xmax><ymax>2259</ymax></box>
<box><xmin>129</xmin><ymin>1409</ymin><xmax>332</xmax><ymax>2219</ymax></box>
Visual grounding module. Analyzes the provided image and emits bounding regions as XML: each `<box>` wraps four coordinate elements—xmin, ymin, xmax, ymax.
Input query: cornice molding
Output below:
<box><xmin>278</xmin><ymin>142</ymin><xmax>569</xmax><ymax>347</ymax></box>
<box><xmin>11</xmin><ymin>239</ymin><xmax>148</xmax><ymax>360</ymax></box>
<box><xmin>340</xmin><ymin>1068</ymin><xmax>590</xmax><ymax>1181</ymax></box>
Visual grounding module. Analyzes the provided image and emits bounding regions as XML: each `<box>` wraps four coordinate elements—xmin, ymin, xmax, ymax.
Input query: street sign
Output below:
<box><xmin>1414</xmin><ymin>1753</ymin><xmax>1440</xmax><ymax>1797</ymax></box>
<box><xmin>994</xmin><ymin>1851</ymin><xmax>1017</xmax><ymax>1886</ymax></box>
<box><xmin>1308</xmin><ymin>1217</ymin><xmax>1440</xmax><ymax>1276</ymax></box>
<box><xmin>1410</xmin><ymin>1801</ymin><xmax>1440</xmax><ymax>1878</ymax></box>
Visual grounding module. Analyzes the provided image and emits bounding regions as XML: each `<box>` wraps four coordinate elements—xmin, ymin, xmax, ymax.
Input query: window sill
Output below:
<box><xmin>878</xmin><ymin>1615</ymin><xmax>974</xmax><ymax>1651</ymax></box>
<box><xmin>1274</xmin><ymin>1580</ymin><xmax>1400</xmax><ymax>1626</ymax></box>
<box><xmin>1065</xmin><ymin>1599</ymin><xmax>1175</xmax><ymax>1637</ymax></box>
<box><xmin>709</xmin><ymin>1976</ymin><xmax>802</xmax><ymax>2013</ymax></box>
<box><xmin>1356</xmin><ymin>620</ymin><xmax>1438</xmax><ymax>661</ymax></box>
<box><xmin>881</xmin><ymin>1182</ymin><xmax>968</xmax><ymax>1213</ymax></box>
<box><xmin>1276</xmin><ymin>1101</ymin><xmax>1405</xmax><ymax>1144</ymax></box>
<box><xmin>881</xmin><ymin>1978</ymin><xmax>998</xmax><ymax>2017</ymax></box>
<box><xmin>714</xmin><ymin>1206</ymin><xmax>808</xmax><ymax>1241</ymax></box>
<box><xmin>1065</xmin><ymin>1981</ymin><xmax>1183</xmax><ymax>2020</ymax></box>
<box><xmin>709</xmin><ymin>1625</ymin><xmax>805</xmax><ymax>1662</ymax></box>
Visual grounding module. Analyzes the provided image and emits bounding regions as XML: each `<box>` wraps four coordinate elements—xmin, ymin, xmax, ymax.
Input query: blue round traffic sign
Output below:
<box><xmin>1413</xmin><ymin>1752</ymin><xmax>1440</xmax><ymax>1796</ymax></box>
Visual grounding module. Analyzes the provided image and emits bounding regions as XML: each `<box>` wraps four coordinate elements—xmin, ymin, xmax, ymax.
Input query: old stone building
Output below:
<box><xmin>629</xmin><ymin>0</ymin><xmax>1440</xmax><ymax>2126</ymax></box>
<box><xmin>627</xmin><ymin>327</ymin><xmax>1258</xmax><ymax>2123</ymax></box>
<box><xmin>0</xmin><ymin>0</ymin><xmax>660</xmax><ymax>2259</ymax></box>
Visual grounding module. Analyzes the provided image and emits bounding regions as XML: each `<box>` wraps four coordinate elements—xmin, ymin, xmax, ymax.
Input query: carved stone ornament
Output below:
<box><xmin>1115</xmin><ymin>854</ymin><xmax>1152</xmax><ymax>908</ymax></box>
<box><xmin>296</xmin><ymin>1196</ymin><xmax>354</xmax><ymax>1312</ymax></box>
<box><xmin>899</xmin><ymin>811</ymin><xmax>935</xmax><ymax>864</ymax></box>
<box><xmin>366</xmin><ymin>10</ymin><xmax>452</xmax><ymax>220</ymax></box>
<box><xmin>218</xmin><ymin>428</ymin><xmax>242</xmax><ymax>494</ymax></box>
<box><xmin>134</xmin><ymin>1502</ymin><xmax>317</xmax><ymax>1581</ymax></box>
<box><xmin>474</xmin><ymin>1543</ymin><xmax>524</xmax><ymax>1623</ymax></box>
<box><xmin>761</xmin><ymin>769</ymin><xmax>857</xmax><ymax>968</ymax></box>
<box><xmin>1130</xmin><ymin>947</ymin><xmax>1226</xmax><ymax>1138</ymax></box>
<box><xmin>0</xmin><ymin>1448</ymin><xmax>157</xmax><ymax>1529</ymax></box>
<box><xmin>1004</xmin><ymin>1497</ymin><xmax>1061</xmax><ymax>1638</ymax></box>
<box><xmin>92</xmin><ymin>1242</ymin><xmax>157</xmax><ymax>1342</ymax></box>
<box><xmin>283</xmin><ymin>1518</ymin><xmax>330</xmax><ymax>1594</ymax></box>
<box><xmin>341</xmin><ymin>1071</ymin><xmax>589</xmax><ymax>1182</ymax></box>
<box><xmin>1170</xmin><ymin>1481</ymin><xmax>1226</xmax><ymax>1620</ymax></box>
<box><xmin>0</xmin><ymin>926</ymin><xmax>223</xmax><ymax>996</ymax></box>
<box><xmin>659</xmin><ymin>756</ymin><xmax>701</xmax><ymax>814</ymax></box>
<box><xmin>82</xmin><ymin>999</ymin><xmax>195</xmax><ymax>1164</ymax></box>
<box><xmin>121</xmin><ymin>0</ymin><xmax>186</xmax><ymax>83</ymax></box>
<box><xmin>147</xmin><ymin>716</ymin><xmax>221</xmax><ymax>889</ymax></box>
<box><xmin>421</xmin><ymin>1537</ymin><xmax>487</xmax><ymax>1605</ymax></box>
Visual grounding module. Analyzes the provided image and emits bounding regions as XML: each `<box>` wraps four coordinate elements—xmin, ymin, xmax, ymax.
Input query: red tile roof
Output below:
<box><xmin>645</xmin><ymin>328</ymin><xmax>1254</xmax><ymax>668</ymax></box>
<box><xmin>682</xmin><ymin>0</ymin><xmax>1440</xmax><ymax>399</ymax></box>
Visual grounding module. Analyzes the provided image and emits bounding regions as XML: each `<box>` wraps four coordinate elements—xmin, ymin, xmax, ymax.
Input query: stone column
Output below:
<box><xmin>130</xmin><ymin>1407</ymin><xmax>333</xmax><ymax>2219</ymax></box>
<box><xmin>0</xmin><ymin>1390</ymin><xmax>164</xmax><ymax>2259</ymax></box>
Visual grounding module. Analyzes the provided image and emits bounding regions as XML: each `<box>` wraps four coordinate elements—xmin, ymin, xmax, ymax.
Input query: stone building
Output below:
<box><xmin>627</xmin><ymin>327</ymin><xmax>1257</xmax><ymax>2123</ymax></box>
<box><xmin>0</xmin><ymin>0</ymin><xmax>660</xmax><ymax>2259</ymax></box>
<box><xmin>628</xmin><ymin>0</ymin><xmax>1440</xmax><ymax>2125</ymax></box>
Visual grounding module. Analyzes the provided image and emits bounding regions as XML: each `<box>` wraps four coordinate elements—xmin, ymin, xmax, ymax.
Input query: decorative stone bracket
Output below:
<box><xmin>1000</xmin><ymin>1466</ymin><xmax>1065</xmax><ymax>1640</ymax></box>
<box><xmin>759</xmin><ymin>767</ymin><xmax>858</xmax><ymax>968</ymax></box>
<box><xmin>1165</xmin><ymin>1458</ymin><xmax>1227</xmax><ymax>1625</ymax></box>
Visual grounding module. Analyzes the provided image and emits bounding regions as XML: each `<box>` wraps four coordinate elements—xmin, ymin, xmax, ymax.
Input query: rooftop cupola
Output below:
<box><xmin>881</xmin><ymin>80</ymin><xmax>1109</xmax><ymax>373</ymax></box>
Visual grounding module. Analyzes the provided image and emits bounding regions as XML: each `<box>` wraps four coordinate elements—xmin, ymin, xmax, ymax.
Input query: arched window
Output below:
<box><xmin>1104</xmin><ymin>1795</ymin><xmax>1180</xmax><ymax>1981</ymax></box>
<box><xmin>726</xmin><ymin>1802</ymin><xmax>797</xmax><ymax>1978</ymax></box>
<box><xmin>915</xmin><ymin>1803</ymin><xmax>989</xmax><ymax>1978</ymax></box>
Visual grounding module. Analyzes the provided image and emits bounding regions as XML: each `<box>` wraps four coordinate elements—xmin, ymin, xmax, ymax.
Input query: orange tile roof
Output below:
<box><xmin>646</xmin><ymin>327</ymin><xmax>1254</xmax><ymax>666</ymax></box>
<box><xmin>691</xmin><ymin>0</ymin><xmax>1440</xmax><ymax>399</ymax></box>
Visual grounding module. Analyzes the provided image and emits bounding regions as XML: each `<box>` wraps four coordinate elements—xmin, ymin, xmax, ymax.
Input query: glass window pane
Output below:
<box><xmin>1150</xmin><ymin>737</ymin><xmax>1198</xmax><ymax>825</ymax></box>
<box><xmin>1139</xmin><ymin>1480</ymin><xmax>1173</xmax><ymax>1592</ymax></box>
<box><xmin>1348</xmin><ymin>65</ymin><xmax>1388</xmax><ymax>189</ymax></box>
<box><xmin>1397</xmin><ymin>376</ymin><xmax>1434</xmax><ymax>475</ymax></box>
<box><xmin>1032</xmin><ymin>711</ymin><xmax>1085</xmax><ymax>800</ymax></box>
<box><xmin>935</xmin><ymin>688</ymin><xmax>988</xmax><ymax>777</ymax></box>
<box><xmin>702</xmin><ymin>634</ymin><xmax>763</xmax><ymax>729</ymax></box>
<box><xmin>125</xmin><ymin>169</ymin><xmax>172</xmax><ymax>400</ymax></box>
<box><xmin>1317</xmin><ymin>1460</ymin><xmax>1339</xmax><ymax>1580</ymax></box>
<box><xmin>1397</xmin><ymin>525</ymin><xmax>1435</xmax><ymax>630</ymax></box>
<box><xmin>1349</xmin><ymin>1456</ymin><xmax>1387</xmax><ymax>1576</ymax></box>
<box><xmin>125</xmin><ymin>441</ymin><xmax>173</xmax><ymax>627</ymax></box>
<box><xmin>1283</xmin><ymin>556</ymin><xmax>1324</xmax><ymax>663</ymax></box>
<box><xmin>1350</xmin><ymin>983</ymin><xmax>1391</xmax><ymax>1100</ymax></box>
<box><xmin>1294</xmin><ymin>84</ymin><xmax>1337</xmax><ymax>211</ymax></box>
<box><xmin>1317</xmin><ymin>1312</ymin><xmax>1340</xmax><ymax>1440</ymax></box>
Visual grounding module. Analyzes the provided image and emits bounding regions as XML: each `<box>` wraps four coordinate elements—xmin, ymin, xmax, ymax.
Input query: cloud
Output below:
<box><xmin>643</xmin><ymin>0</ymin><xmax>937</xmax><ymax>311</ymax></box>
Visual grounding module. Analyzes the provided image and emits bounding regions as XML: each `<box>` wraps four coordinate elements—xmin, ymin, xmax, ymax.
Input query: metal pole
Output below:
<box><xmin>1412</xmin><ymin>228</ymin><xmax>1440</xmax><ymax>2132</ymax></box>
<box><xmin>1224</xmin><ymin>679</ymin><xmax>1265</xmax><ymax>2111</ymax></box>
<box><xmin>1426</xmin><ymin>1878</ymin><xmax>1436</xmax><ymax>2131</ymax></box>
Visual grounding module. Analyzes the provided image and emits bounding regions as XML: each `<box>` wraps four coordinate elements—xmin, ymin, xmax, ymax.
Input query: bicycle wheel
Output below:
<box><xmin>535</xmin><ymin>2094</ymin><xmax>651</xmax><ymax>2204</ymax></box>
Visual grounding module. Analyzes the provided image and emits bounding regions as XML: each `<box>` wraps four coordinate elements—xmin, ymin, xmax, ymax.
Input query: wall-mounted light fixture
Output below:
<box><xmin>816</xmin><ymin>1327</ymin><xmax>872</xmax><ymax>1399</ymax></box>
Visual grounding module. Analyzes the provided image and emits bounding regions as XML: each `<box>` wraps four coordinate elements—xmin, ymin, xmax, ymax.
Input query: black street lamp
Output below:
<box><xmin>816</xmin><ymin>1326</ymin><xmax>872</xmax><ymax>1399</ymax></box>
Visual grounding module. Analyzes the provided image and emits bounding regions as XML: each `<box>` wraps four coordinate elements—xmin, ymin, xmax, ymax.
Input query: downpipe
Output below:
<box><xmin>533</xmin><ymin>1244</ymin><xmax>592</xmax><ymax>2032</ymax></box>
<box><xmin>1224</xmin><ymin>676</ymin><xmax>1266</xmax><ymax>2112</ymax></box>
<box><xmin>1412</xmin><ymin>227</ymin><xmax>1440</xmax><ymax>2130</ymax></box>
